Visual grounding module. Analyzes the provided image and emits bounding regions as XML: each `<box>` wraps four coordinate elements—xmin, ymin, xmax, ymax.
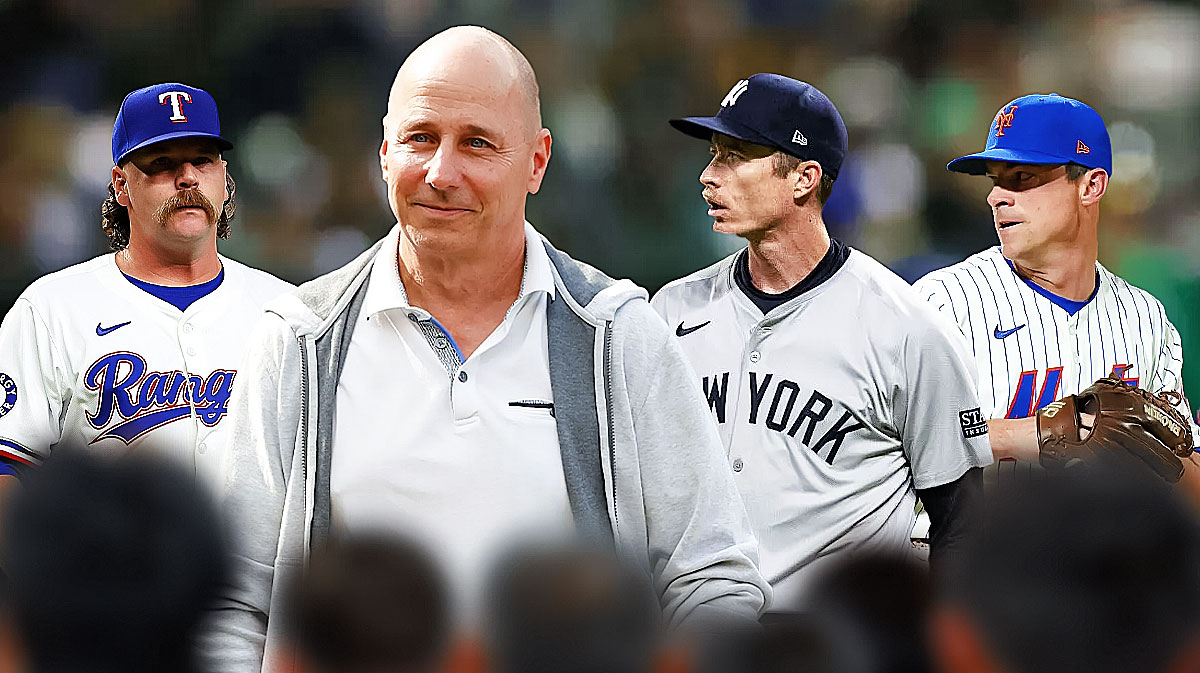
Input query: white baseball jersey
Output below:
<box><xmin>914</xmin><ymin>246</ymin><xmax>1200</xmax><ymax>481</ymax></box>
<box><xmin>651</xmin><ymin>247</ymin><xmax>992</xmax><ymax>604</ymax></box>
<box><xmin>0</xmin><ymin>253</ymin><xmax>293</xmax><ymax>482</ymax></box>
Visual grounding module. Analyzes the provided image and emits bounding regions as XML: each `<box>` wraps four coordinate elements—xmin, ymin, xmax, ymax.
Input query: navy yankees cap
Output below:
<box><xmin>947</xmin><ymin>93</ymin><xmax>1112</xmax><ymax>176</ymax></box>
<box><xmin>111</xmin><ymin>82</ymin><xmax>233</xmax><ymax>165</ymax></box>
<box><xmin>670</xmin><ymin>73</ymin><xmax>848</xmax><ymax>179</ymax></box>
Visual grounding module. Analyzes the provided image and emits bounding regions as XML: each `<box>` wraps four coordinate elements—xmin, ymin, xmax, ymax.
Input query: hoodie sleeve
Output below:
<box><xmin>606</xmin><ymin>298</ymin><xmax>770</xmax><ymax>624</ymax></box>
<box><xmin>200</xmin><ymin>310</ymin><xmax>302</xmax><ymax>673</ymax></box>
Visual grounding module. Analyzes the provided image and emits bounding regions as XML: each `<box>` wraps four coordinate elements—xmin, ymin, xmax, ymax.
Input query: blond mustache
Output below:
<box><xmin>153</xmin><ymin>189</ymin><xmax>217</xmax><ymax>227</ymax></box>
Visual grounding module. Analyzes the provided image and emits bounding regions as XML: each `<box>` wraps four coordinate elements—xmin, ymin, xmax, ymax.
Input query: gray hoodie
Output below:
<box><xmin>204</xmin><ymin>228</ymin><xmax>769</xmax><ymax>673</ymax></box>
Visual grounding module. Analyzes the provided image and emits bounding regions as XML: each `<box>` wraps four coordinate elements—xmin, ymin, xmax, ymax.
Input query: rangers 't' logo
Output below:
<box><xmin>158</xmin><ymin>91</ymin><xmax>193</xmax><ymax>123</ymax></box>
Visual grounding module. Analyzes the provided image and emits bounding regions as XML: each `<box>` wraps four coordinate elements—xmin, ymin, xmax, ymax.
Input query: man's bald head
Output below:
<box><xmin>384</xmin><ymin>26</ymin><xmax>542</xmax><ymax>139</ymax></box>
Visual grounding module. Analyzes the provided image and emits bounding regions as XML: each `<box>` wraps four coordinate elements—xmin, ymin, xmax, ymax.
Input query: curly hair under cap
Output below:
<box><xmin>100</xmin><ymin>173</ymin><xmax>237</xmax><ymax>251</ymax></box>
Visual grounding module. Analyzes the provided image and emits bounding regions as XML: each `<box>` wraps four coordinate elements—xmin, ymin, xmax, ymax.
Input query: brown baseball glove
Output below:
<box><xmin>1036</xmin><ymin>374</ymin><xmax>1194</xmax><ymax>483</ymax></box>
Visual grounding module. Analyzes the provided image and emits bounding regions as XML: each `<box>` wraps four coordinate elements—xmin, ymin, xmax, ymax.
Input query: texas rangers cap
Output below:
<box><xmin>670</xmin><ymin>73</ymin><xmax>848</xmax><ymax>179</ymax></box>
<box><xmin>946</xmin><ymin>93</ymin><xmax>1112</xmax><ymax>176</ymax></box>
<box><xmin>111</xmin><ymin>82</ymin><xmax>233</xmax><ymax>165</ymax></box>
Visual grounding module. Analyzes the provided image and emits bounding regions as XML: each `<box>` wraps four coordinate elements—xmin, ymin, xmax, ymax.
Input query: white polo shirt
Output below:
<box><xmin>331</xmin><ymin>223</ymin><xmax>573</xmax><ymax>614</ymax></box>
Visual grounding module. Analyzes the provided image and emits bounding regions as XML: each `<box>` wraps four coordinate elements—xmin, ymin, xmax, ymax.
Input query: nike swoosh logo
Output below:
<box><xmin>993</xmin><ymin>324</ymin><xmax>1026</xmax><ymax>339</ymax></box>
<box><xmin>95</xmin><ymin>321</ymin><xmax>132</xmax><ymax>336</ymax></box>
<box><xmin>676</xmin><ymin>320</ymin><xmax>711</xmax><ymax>337</ymax></box>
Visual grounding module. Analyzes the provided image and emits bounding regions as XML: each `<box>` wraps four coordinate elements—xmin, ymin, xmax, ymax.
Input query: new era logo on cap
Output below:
<box><xmin>669</xmin><ymin>73</ymin><xmax>848</xmax><ymax>179</ymax></box>
<box><xmin>947</xmin><ymin>93</ymin><xmax>1112</xmax><ymax>176</ymax></box>
<box><xmin>111</xmin><ymin>82</ymin><xmax>233</xmax><ymax>165</ymax></box>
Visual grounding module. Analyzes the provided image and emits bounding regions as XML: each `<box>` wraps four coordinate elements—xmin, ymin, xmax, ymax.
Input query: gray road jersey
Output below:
<box><xmin>652</xmin><ymin>249</ymin><xmax>992</xmax><ymax>606</ymax></box>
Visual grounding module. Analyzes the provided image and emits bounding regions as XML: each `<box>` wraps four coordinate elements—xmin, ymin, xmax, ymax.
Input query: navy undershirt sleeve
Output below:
<box><xmin>917</xmin><ymin>467</ymin><xmax>983</xmax><ymax>572</ymax></box>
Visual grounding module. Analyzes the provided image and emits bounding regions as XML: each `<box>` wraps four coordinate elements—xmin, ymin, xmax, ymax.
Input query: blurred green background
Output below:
<box><xmin>2</xmin><ymin>0</ymin><xmax>1198</xmax><ymax>410</ymax></box>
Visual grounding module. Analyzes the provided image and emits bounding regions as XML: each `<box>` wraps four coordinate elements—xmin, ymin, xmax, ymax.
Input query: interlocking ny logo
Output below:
<box><xmin>721</xmin><ymin>80</ymin><xmax>750</xmax><ymax>107</ymax></box>
<box><xmin>994</xmin><ymin>105</ymin><xmax>1018</xmax><ymax>136</ymax></box>
<box><xmin>158</xmin><ymin>91</ymin><xmax>193</xmax><ymax>123</ymax></box>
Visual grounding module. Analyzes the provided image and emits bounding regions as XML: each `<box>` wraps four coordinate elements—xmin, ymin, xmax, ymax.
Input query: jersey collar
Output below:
<box><xmin>1004</xmin><ymin>257</ymin><xmax>1099</xmax><ymax>316</ymax></box>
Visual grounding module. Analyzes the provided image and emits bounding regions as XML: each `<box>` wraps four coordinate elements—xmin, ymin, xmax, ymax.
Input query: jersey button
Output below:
<box><xmin>732</xmin><ymin>458</ymin><xmax>744</xmax><ymax>472</ymax></box>
<box><xmin>183</xmin><ymin>324</ymin><xmax>193</xmax><ymax>334</ymax></box>
<box><xmin>436</xmin><ymin>338</ymin><xmax>448</xmax><ymax>349</ymax></box>
<box><xmin>187</xmin><ymin>347</ymin><xmax>197</xmax><ymax>356</ymax></box>
<box><xmin>197</xmin><ymin>442</ymin><xmax>207</xmax><ymax>454</ymax></box>
<box><xmin>408</xmin><ymin>313</ymin><xmax>419</xmax><ymax>322</ymax></box>
<box><xmin>749</xmin><ymin>351</ymin><xmax>760</xmax><ymax>363</ymax></box>
<box><xmin>759</xmin><ymin>326</ymin><xmax>772</xmax><ymax>334</ymax></box>
<box><xmin>458</xmin><ymin>370</ymin><xmax>469</xmax><ymax>382</ymax></box>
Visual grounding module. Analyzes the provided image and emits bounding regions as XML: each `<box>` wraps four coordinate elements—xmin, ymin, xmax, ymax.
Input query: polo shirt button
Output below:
<box><xmin>458</xmin><ymin>370</ymin><xmax>468</xmax><ymax>382</ymax></box>
<box><xmin>408</xmin><ymin>313</ymin><xmax>419</xmax><ymax>322</ymax></box>
<box><xmin>436</xmin><ymin>338</ymin><xmax>448</xmax><ymax>349</ymax></box>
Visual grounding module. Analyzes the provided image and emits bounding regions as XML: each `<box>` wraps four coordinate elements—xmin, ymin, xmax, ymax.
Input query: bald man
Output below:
<box><xmin>205</xmin><ymin>26</ymin><xmax>768</xmax><ymax>673</ymax></box>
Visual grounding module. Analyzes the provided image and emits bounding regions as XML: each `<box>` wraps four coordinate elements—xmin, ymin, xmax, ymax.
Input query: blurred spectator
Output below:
<box><xmin>0</xmin><ymin>448</ymin><xmax>226</xmax><ymax>673</ymax></box>
<box><xmin>932</xmin><ymin>469</ymin><xmax>1200</xmax><ymax>673</ymax></box>
<box><xmin>483</xmin><ymin>543</ymin><xmax>662</xmax><ymax>673</ymax></box>
<box><xmin>279</xmin><ymin>535</ymin><xmax>451</xmax><ymax>673</ymax></box>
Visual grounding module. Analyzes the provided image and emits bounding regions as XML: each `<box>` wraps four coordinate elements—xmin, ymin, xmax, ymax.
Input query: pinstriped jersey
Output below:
<box><xmin>652</xmin><ymin>248</ymin><xmax>992</xmax><ymax>605</ymax></box>
<box><xmin>914</xmin><ymin>246</ymin><xmax>1200</xmax><ymax>465</ymax></box>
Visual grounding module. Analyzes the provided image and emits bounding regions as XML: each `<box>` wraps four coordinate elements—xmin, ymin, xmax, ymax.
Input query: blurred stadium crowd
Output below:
<box><xmin>2</xmin><ymin>450</ymin><xmax>1198</xmax><ymax>673</ymax></box>
<box><xmin>2</xmin><ymin>0</ymin><xmax>1198</xmax><ymax>394</ymax></box>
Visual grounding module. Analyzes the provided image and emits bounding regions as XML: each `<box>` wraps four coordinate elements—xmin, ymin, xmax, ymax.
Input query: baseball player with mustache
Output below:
<box><xmin>651</xmin><ymin>74</ymin><xmax>992</xmax><ymax>605</ymax></box>
<box><xmin>0</xmin><ymin>83</ymin><xmax>292</xmax><ymax>487</ymax></box>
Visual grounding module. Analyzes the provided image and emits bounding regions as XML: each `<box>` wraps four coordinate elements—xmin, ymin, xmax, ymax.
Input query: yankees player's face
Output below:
<box><xmin>700</xmin><ymin>134</ymin><xmax>796</xmax><ymax>237</ymax></box>
<box><xmin>984</xmin><ymin>161</ymin><xmax>1084</xmax><ymax>260</ymax></box>
<box><xmin>379</xmin><ymin>58</ymin><xmax>551</xmax><ymax>252</ymax></box>
<box><xmin>115</xmin><ymin>138</ymin><xmax>227</xmax><ymax>247</ymax></box>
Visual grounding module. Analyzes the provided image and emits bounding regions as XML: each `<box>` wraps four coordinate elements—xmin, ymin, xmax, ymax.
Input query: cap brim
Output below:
<box><xmin>946</xmin><ymin>148</ymin><xmax>1075</xmax><ymax>175</ymax></box>
<box><xmin>116</xmin><ymin>131</ymin><xmax>234</xmax><ymax>165</ymax></box>
<box><xmin>669</xmin><ymin>115</ymin><xmax>777</xmax><ymax>150</ymax></box>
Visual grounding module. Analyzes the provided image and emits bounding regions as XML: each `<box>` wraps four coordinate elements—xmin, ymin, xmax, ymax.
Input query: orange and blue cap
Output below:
<box><xmin>947</xmin><ymin>93</ymin><xmax>1112</xmax><ymax>176</ymax></box>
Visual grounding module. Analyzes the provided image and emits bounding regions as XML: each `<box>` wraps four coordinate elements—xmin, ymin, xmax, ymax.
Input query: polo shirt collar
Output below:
<box><xmin>362</xmin><ymin>221</ymin><xmax>556</xmax><ymax>319</ymax></box>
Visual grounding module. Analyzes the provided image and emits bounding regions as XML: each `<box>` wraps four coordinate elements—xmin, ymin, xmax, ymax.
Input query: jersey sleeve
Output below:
<box><xmin>912</xmin><ymin>273</ymin><xmax>965</xmax><ymax>334</ymax></box>
<box><xmin>1150</xmin><ymin>314</ymin><xmax>1200</xmax><ymax>447</ymax></box>
<box><xmin>896</xmin><ymin>308</ymin><xmax>994</xmax><ymax>489</ymax></box>
<box><xmin>0</xmin><ymin>298</ymin><xmax>67</xmax><ymax>467</ymax></box>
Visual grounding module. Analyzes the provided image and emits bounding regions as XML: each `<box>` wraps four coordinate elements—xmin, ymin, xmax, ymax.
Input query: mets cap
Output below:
<box><xmin>947</xmin><ymin>93</ymin><xmax>1112</xmax><ymax>176</ymax></box>
<box><xmin>111</xmin><ymin>82</ymin><xmax>233</xmax><ymax>165</ymax></box>
<box><xmin>670</xmin><ymin>73</ymin><xmax>848</xmax><ymax>180</ymax></box>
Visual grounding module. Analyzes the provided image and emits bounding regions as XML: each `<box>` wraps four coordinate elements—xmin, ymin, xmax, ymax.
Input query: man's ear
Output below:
<box><xmin>792</xmin><ymin>160</ymin><xmax>822</xmax><ymax>203</ymax></box>
<box><xmin>379</xmin><ymin>137</ymin><xmax>390</xmax><ymax>181</ymax></box>
<box><xmin>1079</xmin><ymin>167</ymin><xmax>1108</xmax><ymax>207</ymax></box>
<box><xmin>527</xmin><ymin>127</ymin><xmax>553</xmax><ymax>195</ymax></box>
<box><xmin>112</xmin><ymin>166</ymin><xmax>129</xmax><ymax>207</ymax></box>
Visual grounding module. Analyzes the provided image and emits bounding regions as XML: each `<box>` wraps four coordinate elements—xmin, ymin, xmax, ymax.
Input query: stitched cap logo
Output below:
<box><xmin>792</xmin><ymin>130</ymin><xmax>808</xmax><ymax>146</ymax></box>
<box><xmin>994</xmin><ymin>105</ymin><xmax>1018</xmax><ymax>137</ymax></box>
<box><xmin>1076</xmin><ymin>140</ymin><xmax>1090</xmax><ymax>154</ymax></box>
<box><xmin>721</xmin><ymin>79</ymin><xmax>750</xmax><ymax>108</ymax></box>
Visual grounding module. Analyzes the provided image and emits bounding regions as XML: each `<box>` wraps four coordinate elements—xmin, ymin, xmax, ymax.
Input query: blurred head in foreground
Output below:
<box><xmin>280</xmin><ymin>535</ymin><xmax>451</xmax><ymax>673</ymax></box>
<box><xmin>932</xmin><ymin>468</ymin><xmax>1200</xmax><ymax>673</ymax></box>
<box><xmin>483</xmin><ymin>543</ymin><xmax>662</xmax><ymax>673</ymax></box>
<box><xmin>0</xmin><ymin>449</ymin><xmax>227</xmax><ymax>673</ymax></box>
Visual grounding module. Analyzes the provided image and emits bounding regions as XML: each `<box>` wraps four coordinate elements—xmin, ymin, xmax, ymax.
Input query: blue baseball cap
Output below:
<box><xmin>670</xmin><ymin>73</ymin><xmax>848</xmax><ymax>179</ymax></box>
<box><xmin>111</xmin><ymin>83</ymin><xmax>233</xmax><ymax>165</ymax></box>
<box><xmin>947</xmin><ymin>93</ymin><xmax>1112</xmax><ymax>176</ymax></box>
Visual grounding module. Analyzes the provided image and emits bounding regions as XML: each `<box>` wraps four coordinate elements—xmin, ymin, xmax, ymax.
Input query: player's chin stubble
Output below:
<box><xmin>153</xmin><ymin>189</ymin><xmax>218</xmax><ymax>228</ymax></box>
